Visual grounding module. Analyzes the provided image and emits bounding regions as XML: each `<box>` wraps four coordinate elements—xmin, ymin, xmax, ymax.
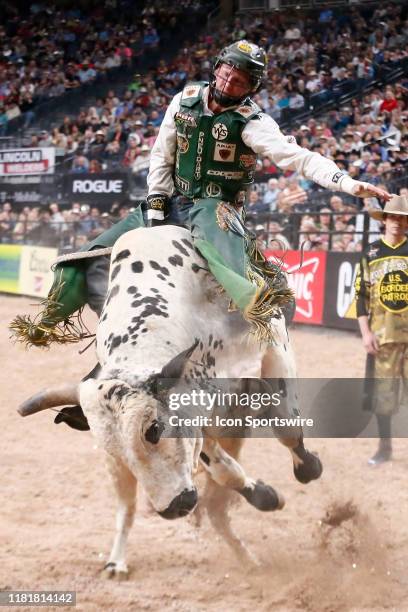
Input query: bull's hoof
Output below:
<box><xmin>238</xmin><ymin>480</ymin><xmax>285</xmax><ymax>511</ymax></box>
<box><xmin>102</xmin><ymin>561</ymin><xmax>129</xmax><ymax>581</ymax></box>
<box><xmin>368</xmin><ymin>448</ymin><xmax>392</xmax><ymax>466</ymax></box>
<box><xmin>294</xmin><ymin>450</ymin><xmax>323</xmax><ymax>484</ymax></box>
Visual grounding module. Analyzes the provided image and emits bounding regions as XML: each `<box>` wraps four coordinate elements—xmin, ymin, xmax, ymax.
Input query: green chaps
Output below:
<box><xmin>190</xmin><ymin>199</ymin><xmax>293</xmax><ymax>338</ymax></box>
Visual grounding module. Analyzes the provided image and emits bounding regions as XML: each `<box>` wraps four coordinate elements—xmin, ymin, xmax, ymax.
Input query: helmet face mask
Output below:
<box><xmin>210</xmin><ymin>40</ymin><xmax>267</xmax><ymax>107</ymax></box>
<box><xmin>211</xmin><ymin>63</ymin><xmax>253</xmax><ymax>107</ymax></box>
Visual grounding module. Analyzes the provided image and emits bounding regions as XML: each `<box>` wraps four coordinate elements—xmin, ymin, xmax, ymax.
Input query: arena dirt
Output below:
<box><xmin>1</xmin><ymin>295</ymin><xmax>407</xmax><ymax>611</ymax></box>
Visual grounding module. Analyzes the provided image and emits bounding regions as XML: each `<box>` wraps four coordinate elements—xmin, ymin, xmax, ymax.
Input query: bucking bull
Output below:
<box><xmin>18</xmin><ymin>225</ymin><xmax>322</xmax><ymax>577</ymax></box>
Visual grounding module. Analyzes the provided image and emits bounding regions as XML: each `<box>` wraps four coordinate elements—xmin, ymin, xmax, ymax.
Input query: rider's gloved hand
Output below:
<box><xmin>146</xmin><ymin>194</ymin><xmax>170</xmax><ymax>227</ymax></box>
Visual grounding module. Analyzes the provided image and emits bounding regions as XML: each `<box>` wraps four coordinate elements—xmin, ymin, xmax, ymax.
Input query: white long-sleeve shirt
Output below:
<box><xmin>147</xmin><ymin>85</ymin><xmax>357</xmax><ymax>198</ymax></box>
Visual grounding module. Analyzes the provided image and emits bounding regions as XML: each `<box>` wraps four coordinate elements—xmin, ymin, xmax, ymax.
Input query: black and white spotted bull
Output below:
<box><xmin>18</xmin><ymin>225</ymin><xmax>322</xmax><ymax>577</ymax></box>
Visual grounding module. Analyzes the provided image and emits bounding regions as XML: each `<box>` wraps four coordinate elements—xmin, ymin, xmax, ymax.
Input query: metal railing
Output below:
<box><xmin>246</xmin><ymin>210</ymin><xmax>376</xmax><ymax>251</ymax></box>
<box><xmin>1</xmin><ymin>209</ymin><xmax>385</xmax><ymax>254</ymax></box>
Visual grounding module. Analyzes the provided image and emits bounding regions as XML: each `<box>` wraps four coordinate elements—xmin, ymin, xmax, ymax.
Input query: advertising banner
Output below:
<box><xmin>64</xmin><ymin>173</ymin><xmax>129</xmax><ymax>203</ymax></box>
<box><xmin>0</xmin><ymin>245</ymin><xmax>21</xmax><ymax>293</ymax></box>
<box><xmin>0</xmin><ymin>245</ymin><xmax>57</xmax><ymax>298</ymax></box>
<box><xmin>264</xmin><ymin>250</ymin><xmax>327</xmax><ymax>325</ymax></box>
<box><xmin>18</xmin><ymin>246</ymin><xmax>58</xmax><ymax>298</ymax></box>
<box><xmin>0</xmin><ymin>148</ymin><xmax>55</xmax><ymax>175</ymax></box>
<box><xmin>323</xmin><ymin>252</ymin><xmax>360</xmax><ymax>330</ymax></box>
<box><xmin>0</xmin><ymin>174</ymin><xmax>56</xmax><ymax>205</ymax></box>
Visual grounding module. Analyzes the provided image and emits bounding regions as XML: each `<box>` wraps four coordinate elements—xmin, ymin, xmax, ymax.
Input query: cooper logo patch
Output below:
<box><xmin>332</xmin><ymin>172</ymin><xmax>345</xmax><ymax>184</ymax></box>
<box><xmin>208</xmin><ymin>170</ymin><xmax>244</xmax><ymax>179</ymax></box>
<box><xmin>214</xmin><ymin>142</ymin><xmax>236</xmax><ymax>162</ymax></box>
<box><xmin>182</xmin><ymin>85</ymin><xmax>200</xmax><ymax>99</ymax></box>
<box><xmin>212</xmin><ymin>123</ymin><xmax>228</xmax><ymax>141</ymax></box>
<box><xmin>177</xmin><ymin>135</ymin><xmax>189</xmax><ymax>154</ymax></box>
<box><xmin>239</xmin><ymin>153</ymin><xmax>257</xmax><ymax>169</ymax></box>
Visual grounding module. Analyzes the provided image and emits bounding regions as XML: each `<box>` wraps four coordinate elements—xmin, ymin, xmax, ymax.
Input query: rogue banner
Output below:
<box><xmin>64</xmin><ymin>173</ymin><xmax>129</xmax><ymax>203</ymax></box>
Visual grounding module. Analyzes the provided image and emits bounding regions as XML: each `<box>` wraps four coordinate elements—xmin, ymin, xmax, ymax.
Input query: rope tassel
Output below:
<box><xmin>9</xmin><ymin>273</ymin><xmax>93</xmax><ymax>348</ymax></box>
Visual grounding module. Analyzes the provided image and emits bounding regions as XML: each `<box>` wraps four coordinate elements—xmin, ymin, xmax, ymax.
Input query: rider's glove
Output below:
<box><xmin>146</xmin><ymin>194</ymin><xmax>169</xmax><ymax>226</ymax></box>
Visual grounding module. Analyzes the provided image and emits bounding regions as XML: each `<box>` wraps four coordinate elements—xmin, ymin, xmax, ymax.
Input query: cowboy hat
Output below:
<box><xmin>369</xmin><ymin>194</ymin><xmax>408</xmax><ymax>220</ymax></box>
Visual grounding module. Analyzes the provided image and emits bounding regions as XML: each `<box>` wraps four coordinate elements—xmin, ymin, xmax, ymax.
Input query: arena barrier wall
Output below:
<box><xmin>0</xmin><ymin>245</ymin><xmax>359</xmax><ymax>329</ymax></box>
<box><xmin>0</xmin><ymin>244</ymin><xmax>57</xmax><ymax>298</ymax></box>
<box><xmin>264</xmin><ymin>249</ymin><xmax>359</xmax><ymax>331</ymax></box>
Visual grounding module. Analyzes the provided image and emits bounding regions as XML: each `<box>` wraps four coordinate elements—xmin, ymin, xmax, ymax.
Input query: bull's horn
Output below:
<box><xmin>18</xmin><ymin>383</ymin><xmax>80</xmax><ymax>417</ymax></box>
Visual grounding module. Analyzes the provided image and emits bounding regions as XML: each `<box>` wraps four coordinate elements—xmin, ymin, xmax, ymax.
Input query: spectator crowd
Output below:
<box><xmin>0</xmin><ymin>1</ymin><xmax>407</xmax><ymax>253</ymax></box>
<box><xmin>0</xmin><ymin>0</ymin><xmax>213</xmax><ymax>133</ymax></box>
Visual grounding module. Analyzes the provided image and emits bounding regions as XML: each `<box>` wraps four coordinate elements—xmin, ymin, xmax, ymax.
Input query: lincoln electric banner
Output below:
<box><xmin>0</xmin><ymin>148</ymin><xmax>55</xmax><ymax>175</ymax></box>
<box><xmin>64</xmin><ymin>172</ymin><xmax>129</xmax><ymax>203</ymax></box>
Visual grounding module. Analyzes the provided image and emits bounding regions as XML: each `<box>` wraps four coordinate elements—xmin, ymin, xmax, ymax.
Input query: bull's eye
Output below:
<box><xmin>145</xmin><ymin>419</ymin><xmax>164</xmax><ymax>445</ymax></box>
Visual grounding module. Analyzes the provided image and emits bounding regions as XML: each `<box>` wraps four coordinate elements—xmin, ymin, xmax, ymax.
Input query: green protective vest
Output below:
<box><xmin>174</xmin><ymin>82</ymin><xmax>261</xmax><ymax>203</ymax></box>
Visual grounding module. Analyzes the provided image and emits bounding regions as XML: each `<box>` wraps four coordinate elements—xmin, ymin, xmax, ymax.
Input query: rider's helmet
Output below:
<box><xmin>210</xmin><ymin>40</ymin><xmax>267</xmax><ymax>107</ymax></box>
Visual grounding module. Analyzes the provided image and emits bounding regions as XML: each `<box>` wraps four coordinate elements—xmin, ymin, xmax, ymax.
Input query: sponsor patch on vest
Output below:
<box><xmin>212</xmin><ymin>123</ymin><xmax>228</xmax><ymax>141</ymax></box>
<box><xmin>175</xmin><ymin>111</ymin><xmax>197</xmax><ymax>127</ymax></box>
<box><xmin>175</xmin><ymin>175</ymin><xmax>190</xmax><ymax>192</ymax></box>
<box><xmin>332</xmin><ymin>172</ymin><xmax>345</xmax><ymax>184</ymax></box>
<box><xmin>182</xmin><ymin>85</ymin><xmax>200</xmax><ymax>99</ymax></box>
<box><xmin>208</xmin><ymin>170</ymin><xmax>244</xmax><ymax>179</ymax></box>
<box><xmin>214</xmin><ymin>142</ymin><xmax>236</xmax><ymax>162</ymax></box>
<box><xmin>235</xmin><ymin>105</ymin><xmax>253</xmax><ymax>117</ymax></box>
<box><xmin>195</xmin><ymin>131</ymin><xmax>205</xmax><ymax>180</ymax></box>
<box><xmin>205</xmin><ymin>182</ymin><xmax>222</xmax><ymax>197</ymax></box>
<box><xmin>177</xmin><ymin>135</ymin><xmax>189</xmax><ymax>154</ymax></box>
<box><xmin>239</xmin><ymin>153</ymin><xmax>257</xmax><ymax>169</ymax></box>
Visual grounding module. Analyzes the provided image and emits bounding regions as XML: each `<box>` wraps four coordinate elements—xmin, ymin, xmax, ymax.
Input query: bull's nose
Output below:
<box><xmin>158</xmin><ymin>488</ymin><xmax>198</xmax><ymax>520</ymax></box>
